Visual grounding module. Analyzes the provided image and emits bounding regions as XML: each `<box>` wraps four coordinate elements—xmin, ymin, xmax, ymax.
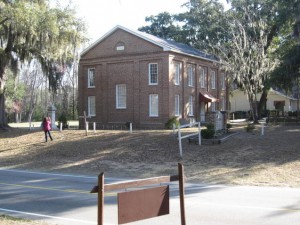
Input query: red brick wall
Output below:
<box><xmin>79</xmin><ymin>28</ymin><xmax>227</xmax><ymax>129</ymax></box>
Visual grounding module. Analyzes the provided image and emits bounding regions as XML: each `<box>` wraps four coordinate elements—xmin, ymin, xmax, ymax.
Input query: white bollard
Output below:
<box><xmin>261</xmin><ymin>123</ymin><xmax>265</xmax><ymax>136</ymax></box>
<box><xmin>60</xmin><ymin>122</ymin><xmax>63</xmax><ymax>132</ymax></box>
<box><xmin>93</xmin><ymin>122</ymin><xmax>96</xmax><ymax>133</ymax></box>
<box><xmin>129</xmin><ymin>123</ymin><xmax>132</xmax><ymax>133</ymax></box>
<box><xmin>178</xmin><ymin>126</ymin><xmax>182</xmax><ymax>158</ymax></box>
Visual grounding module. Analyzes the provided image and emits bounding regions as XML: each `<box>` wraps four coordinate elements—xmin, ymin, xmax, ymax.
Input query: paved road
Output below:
<box><xmin>0</xmin><ymin>168</ymin><xmax>300</xmax><ymax>225</ymax></box>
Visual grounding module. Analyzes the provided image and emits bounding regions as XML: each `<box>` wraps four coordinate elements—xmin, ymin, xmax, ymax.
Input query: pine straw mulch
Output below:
<box><xmin>1</xmin><ymin>124</ymin><xmax>300</xmax><ymax>187</ymax></box>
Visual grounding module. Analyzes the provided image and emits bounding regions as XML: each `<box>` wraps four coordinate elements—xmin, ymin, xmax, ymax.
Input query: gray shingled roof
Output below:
<box><xmin>137</xmin><ymin>30</ymin><xmax>219</xmax><ymax>62</ymax></box>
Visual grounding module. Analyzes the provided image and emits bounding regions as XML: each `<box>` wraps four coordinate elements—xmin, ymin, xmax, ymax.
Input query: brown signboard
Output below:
<box><xmin>118</xmin><ymin>185</ymin><xmax>169</xmax><ymax>224</ymax></box>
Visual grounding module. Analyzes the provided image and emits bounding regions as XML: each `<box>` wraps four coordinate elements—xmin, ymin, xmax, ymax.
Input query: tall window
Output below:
<box><xmin>149</xmin><ymin>94</ymin><xmax>158</xmax><ymax>117</ymax></box>
<box><xmin>88</xmin><ymin>68</ymin><xmax>95</xmax><ymax>88</ymax></box>
<box><xmin>188</xmin><ymin>95</ymin><xmax>194</xmax><ymax>116</ymax></box>
<box><xmin>211</xmin><ymin>70</ymin><xmax>216</xmax><ymax>89</ymax></box>
<box><xmin>88</xmin><ymin>96</ymin><xmax>96</xmax><ymax>116</ymax></box>
<box><xmin>188</xmin><ymin>65</ymin><xmax>195</xmax><ymax>87</ymax></box>
<box><xmin>199</xmin><ymin>68</ymin><xmax>205</xmax><ymax>88</ymax></box>
<box><xmin>174</xmin><ymin>63</ymin><xmax>181</xmax><ymax>85</ymax></box>
<box><xmin>175</xmin><ymin>95</ymin><xmax>180</xmax><ymax>116</ymax></box>
<box><xmin>116</xmin><ymin>84</ymin><xmax>126</xmax><ymax>109</ymax></box>
<box><xmin>149</xmin><ymin>63</ymin><xmax>158</xmax><ymax>85</ymax></box>
<box><xmin>221</xmin><ymin>73</ymin><xmax>225</xmax><ymax>90</ymax></box>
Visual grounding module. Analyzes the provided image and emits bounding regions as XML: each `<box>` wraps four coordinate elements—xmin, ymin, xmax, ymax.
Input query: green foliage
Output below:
<box><xmin>201</xmin><ymin>128</ymin><xmax>215</xmax><ymax>139</ymax></box>
<box><xmin>0</xmin><ymin>0</ymin><xmax>88</xmax><ymax>126</ymax></box>
<box><xmin>58</xmin><ymin>113</ymin><xmax>68</xmax><ymax>129</ymax></box>
<box><xmin>226</xmin><ymin>123</ymin><xmax>232</xmax><ymax>129</ymax></box>
<box><xmin>165</xmin><ymin>116</ymin><xmax>180</xmax><ymax>129</ymax></box>
<box><xmin>205</xmin><ymin>123</ymin><xmax>214</xmax><ymax>130</ymax></box>
<box><xmin>201</xmin><ymin>123</ymin><xmax>215</xmax><ymax>139</ymax></box>
<box><xmin>245</xmin><ymin>123</ymin><xmax>256</xmax><ymax>132</ymax></box>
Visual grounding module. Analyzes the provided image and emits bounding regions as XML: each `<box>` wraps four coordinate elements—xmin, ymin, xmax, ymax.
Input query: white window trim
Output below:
<box><xmin>200</xmin><ymin>68</ymin><xmax>205</xmax><ymax>88</ymax></box>
<box><xmin>116</xmin><ymin>84</ymin><xmax>126</xmax><ymax>109</ymax></box>
<box><xmin>188</xmin><ymin>95</ymin><xmax>194</xmax><ymax>116</ymax></box>
<box><xmin>188</xmin><ymin>65</ymin><xmax>195</xmax><ymax>87</ymax></box>
<box><xmin>149</xmin><ymin>94</ymin><xmax>159</xmax><ymax>117</ymax></box>
<box><xmin>174</xmin><ymin>63</ymin><xmax>181</xmax><ymax>85</ymax></box>
<box><xmin>211</xmin><ymin>70</ymin><xmax>216</xmax><ymax>89</ymax></box>
<box><xmin>88</xmin><ymin>96</ymin><xmax>96</xmax><ymax>116</ymax></box>
<box><xmin>175</xmin><ymin>95</ymin><xmax>180</xmax><ymax>116</ymax></box>
<box><xmin>148</xmin><ymin>63</ymin><xmax>158</xmax><ymax>85</ymax></box>
<box><xmin>88</xmin><ymin>68</ymin><xmax>95</xmax><ymax>88</ymax></box>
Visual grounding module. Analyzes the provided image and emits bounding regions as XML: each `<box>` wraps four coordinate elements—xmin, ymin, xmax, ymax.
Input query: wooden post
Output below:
<box><xmin>98</xmin><ymin>173</ymin><xmax>104</xmax><ymax>225</ymax></box>
<box><xmin>86</xmin><ymin>122</ymin><xmax>89</xmax><ymax>136</ymax></box>
<box><xmin>178</xmin><ymin>163</ymin><xmax>186</xmax><ymax>225</ymax></box>
<box><xmin>79</xmin><ymin>111</ymin><xmax>91</xmax><ymax>136</ymax></box>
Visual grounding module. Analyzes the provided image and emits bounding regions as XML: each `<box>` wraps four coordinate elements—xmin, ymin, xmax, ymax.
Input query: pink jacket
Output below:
<box><xmin>43</xmin><ymin>120</ymin><xmax>52</xmax><ymax>131</ymax></box>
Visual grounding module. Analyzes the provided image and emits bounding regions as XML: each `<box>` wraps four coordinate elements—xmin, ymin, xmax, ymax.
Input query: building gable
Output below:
<box><xmin>81</xmin><ymin>25</ymin><xmax>219</xmax><ymax>63</ymax></box>
<box><xmin>81</xmin><ymin>28</ymin><xmax>163</xmax><ymax>59</ymax></box>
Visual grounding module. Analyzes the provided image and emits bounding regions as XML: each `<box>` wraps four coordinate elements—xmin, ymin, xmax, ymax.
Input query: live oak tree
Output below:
<box><xmin>139</xmin><ymin>0</ymin><xmax>300</xmax><ymax>122</ymax></box>
<box><xmin>0</xmin><ymin>0</ymin><xmax>87</xmax><ymax>127</ymax></box>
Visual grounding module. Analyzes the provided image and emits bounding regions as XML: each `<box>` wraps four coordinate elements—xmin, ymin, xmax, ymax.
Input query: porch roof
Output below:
<box><xmin>199</xmin><ymin>91</ymin><xmax>219</xmax><ymax>103</ymax></box>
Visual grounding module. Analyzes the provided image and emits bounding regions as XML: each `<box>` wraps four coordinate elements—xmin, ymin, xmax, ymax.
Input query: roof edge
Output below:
<box><xmin>80</xmin><ymin>25</ymin><xmax>220</xmax><ymax>64</ymax></box>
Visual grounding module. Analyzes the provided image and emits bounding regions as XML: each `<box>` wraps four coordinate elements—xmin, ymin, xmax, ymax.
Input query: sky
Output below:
<box><xmin>59</xmin><ymin>0</ymin><xmax>229</xmax><ymax>44</ymax></box>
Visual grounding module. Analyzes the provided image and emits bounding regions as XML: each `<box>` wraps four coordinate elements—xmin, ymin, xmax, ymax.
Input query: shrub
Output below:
<box><xmin>58</xmin><ymin>114</ymin><xmax>68</xmax><ymax>129</ymax></box>
<box><xmin>201</xmin><ymin>128</ymin><xmax>215</xmax><ymax>139</ymax></box>
<box><xmin>201</xmin><ymin>123</ymin><xmax>215</xmax><ymax>139</ymax></box>
<box><xmin>245</xmin><ymin>123</ymin><xmax>255</xmax><ymax>132</ymax></box>
<box><xmin>165</xmin><ymin>117</ymin><xmax>179</xmax><ymax>129</ymax></box>
<box><xmin>226</xmin><ymin>123</ymin><xmax>232</xmax><ymax>129</ymax></box>
<box><xmin>205</xmin><ymin>123</ymin><xmax>214</xmax><ymax>130</ymax></box>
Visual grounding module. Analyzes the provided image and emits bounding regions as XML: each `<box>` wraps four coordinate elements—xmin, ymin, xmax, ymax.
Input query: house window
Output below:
<box><xmin>88</xmin><ymin>96</ymin><xmax>96</xmax><ymax>116</ymax></box>
<box><xmin>116</xmin><ymin>84</ymin><xmax>126</xmax><ymax>109</ymax></box>
<box><xmin>175</xmin><ymin>95</ymin><xmax>180</xmax><ymax>116</ymax></box>
<box><xmin>149</xmin><ymin>94</ymin><xmax>159</xmax><ymax>117</ymax></box>
<box><xmin>88</xmin><ymin>68</ymin><xmax>95</xmax><ymax>88</ymax></box>
<box><xmin>188</xmin><ymin>65</ymin><xmax>195</xmax><ymax>87</ymax></box>
<box><xmin>174</xmin><ymin>63</ymin><xmax>181</xmax><ymax>85</ymax></box>
<box><xmin>149</xmin><ymin>63</ymin><xmax>158</xmax><ymax>85</ymax></box>
<box><xmin>199</xmin><ymin>68</ymin><xmax>205</xmax><ymax>88</ymax></box>
<box><xmin>221</xmin><ymin>73</ymin><xmax>225</xmax><ymax>90</ymax></box>
<box><xmin>188</xmin><ymin>95</ymin><xmax>194</xmax><ymax>116</ymax></box>
<box><xmin>211</xmin><ymin>70</ymin><xmax>216</xmax><ymax>89</ymax></box>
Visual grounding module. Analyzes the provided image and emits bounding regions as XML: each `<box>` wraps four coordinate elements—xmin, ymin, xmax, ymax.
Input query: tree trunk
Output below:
<box><xmin>0</xmin><ymin>92</ymin><xmax>7</xmax><ymax>128</ymax></box>
<box><xmin>258</xmin><ymin>88</ymin><xmax>269</xmax><ymax>119</ymax></box>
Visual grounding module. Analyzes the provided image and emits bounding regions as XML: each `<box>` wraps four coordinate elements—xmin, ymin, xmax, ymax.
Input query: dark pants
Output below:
<box><xmin>44</xmin><ymin>130</ymin><xmax>53</xmax><ymax>142</ymax></box>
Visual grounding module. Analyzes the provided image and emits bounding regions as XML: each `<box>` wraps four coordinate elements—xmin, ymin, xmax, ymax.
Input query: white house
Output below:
<box><xmin>230</xmin><ymin>88</ymin><xmax>298</xmax><ymax>114</ymax></box>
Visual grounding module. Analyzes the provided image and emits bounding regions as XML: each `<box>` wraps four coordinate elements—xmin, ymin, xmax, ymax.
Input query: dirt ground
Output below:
<box><xmin>0</xmin><ymin>123</ymin><xmax>300</xmax><ymax>187</ymax></box>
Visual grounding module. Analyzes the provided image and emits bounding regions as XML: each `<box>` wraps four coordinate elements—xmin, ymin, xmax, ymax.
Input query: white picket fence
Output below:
<box><xmin>174</xmin><ymin>122</ymin><xmax>201</xmax><ymax>157</ymax></box>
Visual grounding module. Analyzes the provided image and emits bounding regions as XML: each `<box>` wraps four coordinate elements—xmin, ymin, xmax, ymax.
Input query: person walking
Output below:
<box><xmin>42</xmin><ymin>117</ymin><xmax>53</xmax><ymax>142</ymax></box>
